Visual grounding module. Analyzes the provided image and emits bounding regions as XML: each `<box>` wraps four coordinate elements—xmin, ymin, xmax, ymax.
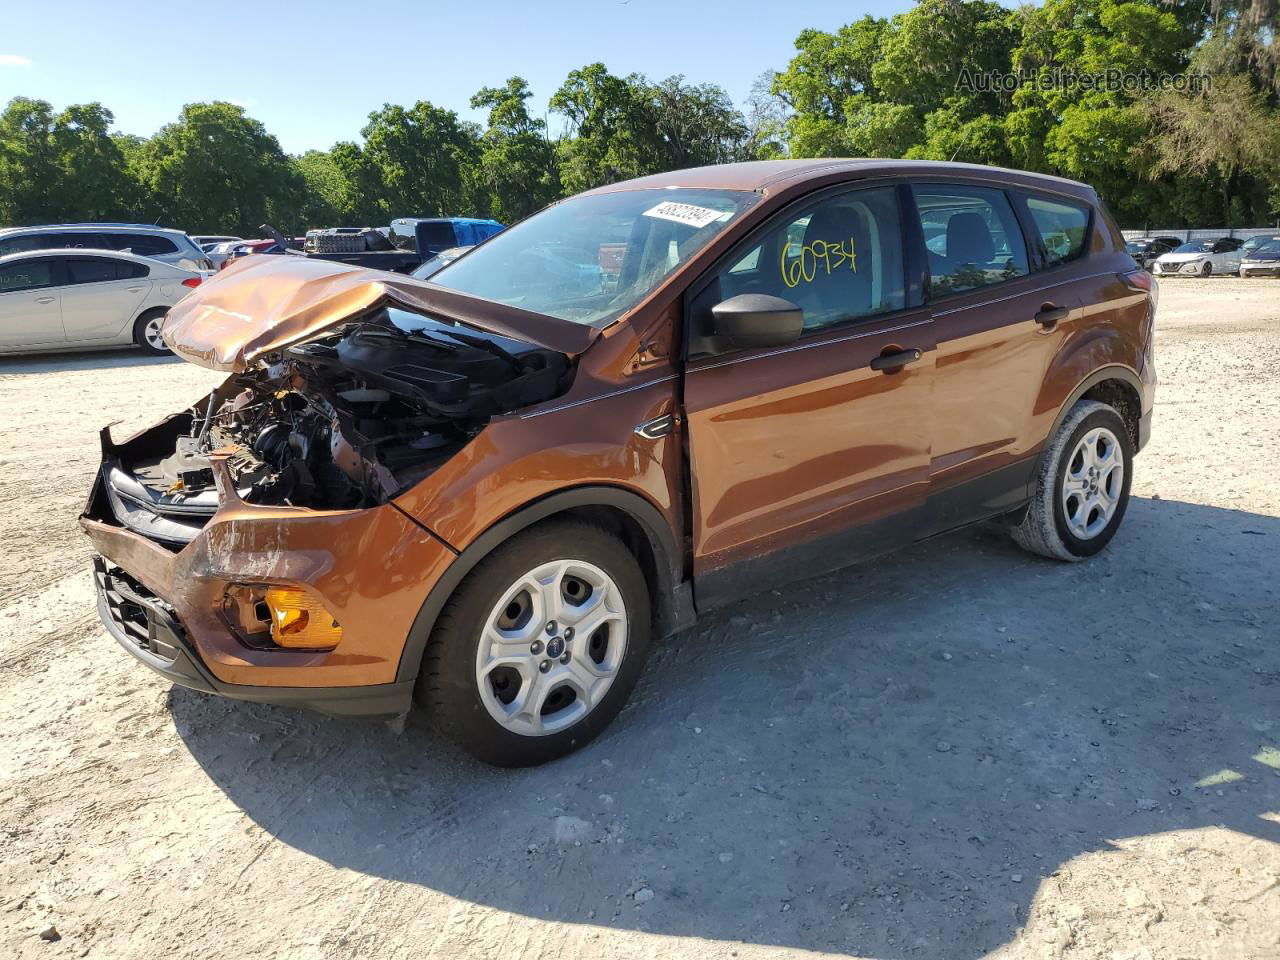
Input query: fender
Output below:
<box><xmin>393</xmin><ymin>485</ymin><xmax>692</xmax><ymax>685</ymax></box>
<box><xmin>1030</xmin><ymin>364</ymin><xmax>1145</xmax><ymax>496</ymax></box>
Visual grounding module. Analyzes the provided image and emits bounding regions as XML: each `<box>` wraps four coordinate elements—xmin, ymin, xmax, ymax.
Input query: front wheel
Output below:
<box><xmin>133</xmin><ymin>310</ymin><xmax>171</xmax><ymax>355</ymax></box>
<box><xmin>417</xmin><ymin>520</ymin><xmax>651</xmax><ymax>766</ymax></box>
<box><xmin>1201</xmin><ymin>261</ymin><xmax>1213</xmax><ymax>277</ymax></box>
<box><xmin>1013</xmin><ymin>400</ymin><xmax>1134</xmax><ymax>561</ymax></box>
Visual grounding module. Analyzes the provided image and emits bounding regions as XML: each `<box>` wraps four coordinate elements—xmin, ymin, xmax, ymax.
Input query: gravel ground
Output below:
<box><xmin>1</xmin><ymin>278</ymin><xmax>1277</xmax><ymax>960</ymax></box>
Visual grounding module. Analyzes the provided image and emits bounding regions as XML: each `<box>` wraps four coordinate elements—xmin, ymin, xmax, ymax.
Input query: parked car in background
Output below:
<box><xmin>212</xmin><ymin>238</ymin><xmax>284</xmax><ymax>270</ymax></box>
<box><xmin>1124</xmin><ymin>237</ymin><xmax>1175</xmax><ymax>270</ymax></box>
<box><xmin>1239</xmin><ymin>235</ymin><xmax>1280</xmax><ymax>258</ymax></box>
<box><xmin>1152</xmin><ymin>237</ymin><xmax>1243</xmax><ymax>276</ymax></box>
<box><xmin>1239</xmin><ymin>238</ymin><xmax>1280</xmax><ymax>277</ymax></box>
<box><xmin>1152</xmin><ymin>235</ymin><xmax>1183</xmax><ymax>248</ymax></box>
<box><xmin>410</xmin><ymin>245</ymin><xmax>472</xmax><ymax>280</ymax></box>
<box><xmin>0</xmin><ymin>249</ymin><xmax>202</xmax><ymax>356</ymax></box>
<box><xmin>193</xmin><ymin>235</ymin><xmax>241</xmax><ymax>251</ymax></box>
<box><xmin>82</xmin><ymin>159</ymin><xmax>1155</xmax><ymax>766</ymax></box>
<box><xmin>0</xmin><ymin>224</ymin><xmax>214</xmax><ymax>274</ymax></box>
<box><xmin>273</xmin><ymin>218</ymin><xmax>505</xmax><ymax>274</ymax></box>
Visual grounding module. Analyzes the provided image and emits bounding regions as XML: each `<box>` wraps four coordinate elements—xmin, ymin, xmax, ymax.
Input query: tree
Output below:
<box><xmin>356</xmin><ymin>101</ymin><xmax>483</xmax><ymax>221</ymax></box>
<box><xmin>470</xmin><ymin>77</ymin><xmax>559</xmax><ymax>222</ymax></box>
<box><xmin>644</xmin><ymin>76</ymin><xmax>750</xmax><ymax>168</ymax></box>
<box><xmin>134</xmin><ymin>101</ymin><xmax>301</xmax><ymax>233</ymax></box>
<box><xmin>550</xmin><ymin>63</ymin><xmax>655</xmax><ymax>192</ymax></box>
<box><xmin>1142</xmin><ymin>74</ymin><xmax>1280</xmax><ymax>224</ymax></box>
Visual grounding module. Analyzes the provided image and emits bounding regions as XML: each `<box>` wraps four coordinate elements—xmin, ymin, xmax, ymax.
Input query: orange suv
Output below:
<box><xmin>82</xmin><ymin>160</ymin><xmax>1156</xmax><ymax>766</ymax></box>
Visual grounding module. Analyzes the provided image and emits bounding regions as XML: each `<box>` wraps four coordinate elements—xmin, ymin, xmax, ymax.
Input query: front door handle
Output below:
<box><xmin>1035</xmin><ymin>305</ymin><xmax>1069</xmax><ymax>328</ymax></box>
<box><xmin>870</xmin><ymin>348</ymin><xmax>922</xmax><ymax>371</ymax></box>
<box><xmin>35</xmin><ymin>296</ymin><xmax>56</xmax><ymax>304</ymax></box>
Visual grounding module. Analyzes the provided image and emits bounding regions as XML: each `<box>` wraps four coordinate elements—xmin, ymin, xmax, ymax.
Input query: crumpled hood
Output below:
<box><xmin>162</xmin><ymin>254</ymin><xmax>598</xmax><ymax>372</ymax></box>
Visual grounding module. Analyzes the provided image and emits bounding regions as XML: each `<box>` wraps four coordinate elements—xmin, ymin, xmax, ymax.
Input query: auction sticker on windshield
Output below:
<box><xmin>642</xmin><ymin>201</ymin><xmax>726</xmax><ymax>229</ymax></box>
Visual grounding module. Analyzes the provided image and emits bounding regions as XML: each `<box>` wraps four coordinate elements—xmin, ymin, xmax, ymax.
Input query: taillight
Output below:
<box><xmin>181</xmin><ymin>276</ymin><xmax>202</xmax><ymax>288</ymax></box>
<box><xmin>1120</xmin><ymin>268</ymin><xmax>1158</xmax><ymax>309</ymax></box>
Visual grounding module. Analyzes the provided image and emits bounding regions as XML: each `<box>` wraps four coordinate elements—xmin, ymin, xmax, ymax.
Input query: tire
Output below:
<box><xmin>416</xmin><ymin>520</ymin><xmax>652</xmax><ymax>766</ymax></box>
<box><xmin>133</xmin><ymin>310</ymin><xmax>172</xmax><ymax>355</ymax></box>
<box><xmin>1201</xmin><ymin>261</ymin><xmax>1213</xmax><ymax>277</ymax></box>
<box><xmin>1012</xmin><ymin>400</ymin><xmax>1134</xmax><ymax>562</ymax></box>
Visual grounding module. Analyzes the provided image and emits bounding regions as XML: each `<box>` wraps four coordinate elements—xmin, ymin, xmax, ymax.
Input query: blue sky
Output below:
<box><xmin>0</xmin><ymin>0</ymin><xmax>918</xmax><ymax>154</ymax></box>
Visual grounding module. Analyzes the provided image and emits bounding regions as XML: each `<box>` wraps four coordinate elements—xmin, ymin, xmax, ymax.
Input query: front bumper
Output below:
<box><xmin>1241</xmin><ymin>264</ymin><xmax>1280</xmax><ymax>278</ymax></box>
<box><xmin>93</xmin><ymin>559</ymin><xmax>413</xmax><ymax>718</ymax></box>
<box><xmin>82</xmin><ymin>439</ymin><xmax>458</xmax><ymax>714</ymax></box>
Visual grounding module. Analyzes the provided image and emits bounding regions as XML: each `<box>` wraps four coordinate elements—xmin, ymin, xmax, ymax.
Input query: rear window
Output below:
<box><xmin>1025</xmin><ymin>196</ymin><xmax>1091</xmax><ymax>267</ymax></box>
<box><xmin>103</xmin><ymin>233</ymin><xmax>179</xmax><ymax>257</ymax></box>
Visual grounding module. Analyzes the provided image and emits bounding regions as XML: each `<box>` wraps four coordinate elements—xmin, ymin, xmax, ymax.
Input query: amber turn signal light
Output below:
<box><xmin>264</xmin><ymin>587</ymin><xmax>342</xmax><ymax>650</ymax></box>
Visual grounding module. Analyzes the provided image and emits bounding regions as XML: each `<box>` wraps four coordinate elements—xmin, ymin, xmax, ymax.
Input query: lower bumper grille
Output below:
<box><xmin>93</xmin><ymin>558</ymin><xmax>188</xmax><ymax>666</ymax></box>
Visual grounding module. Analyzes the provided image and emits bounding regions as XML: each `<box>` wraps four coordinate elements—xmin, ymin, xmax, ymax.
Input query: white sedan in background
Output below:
<box><xmin>0</xmin><ymin>249</ymin><xmax>204</xmax><ymax>356</ymax></box>
<box><xmin>1152</xmin><ymin>238</ymin><xmax>1244</xmax><ymax>277</ymax></box>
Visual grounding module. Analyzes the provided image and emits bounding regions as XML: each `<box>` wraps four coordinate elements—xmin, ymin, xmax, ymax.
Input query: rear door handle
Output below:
<box><xmin>870</xmin><ymin>348</ymin><xmax>922</xmax><ymax>371</ymax></box>
<box><xmin>1035</xmin><ymin>305</ymin><xmax>1069</xmax><ymax>328</ymax></box>
<box><xmin>35</xmin><ymin>296</ymin><xmax>56</xmax><ymax>304</ymax></box>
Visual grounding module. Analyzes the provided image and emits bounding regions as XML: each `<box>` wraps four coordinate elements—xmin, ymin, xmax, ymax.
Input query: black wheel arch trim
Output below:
<box><xmin>394</xmin><ymin>485</ymin><xmax>692</xmax><ymax>685</ymax></box>
<box><xmin>1035</xmin><ymin>365</ymin><xmax>1145</xmax><ymax>490</ymax></box>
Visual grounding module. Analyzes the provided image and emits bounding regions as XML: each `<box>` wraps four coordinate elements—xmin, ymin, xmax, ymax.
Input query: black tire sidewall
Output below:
<box><xmin>1050</xmin><ymin>408</ymin><xmax>1134</xmax><ymax>558</ymax></box>
<box><xmin>133</xmin><ymin>311</ymin><xmax>171</xmax><ymax>355</ymax></box>
<box><xmin>427</xmin><ymin>523</ymin><xmax>651</xmax><ymax>767</ymax></box>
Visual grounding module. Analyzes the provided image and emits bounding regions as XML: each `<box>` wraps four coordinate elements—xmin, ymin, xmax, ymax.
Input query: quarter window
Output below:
<box><xmin>710</xmin><ymin>186</ymin><xmax>905</xmax><ymax>333</ymax></box>
<box><xmin>913</xmin><ymin>185</ymin><xmax>1029</xmax><ymax>298</ymax></box>
<box><xmin>1025</xmin><ymin>196</ymin><xmax>1091</xmax><ymax>267</ymax></box>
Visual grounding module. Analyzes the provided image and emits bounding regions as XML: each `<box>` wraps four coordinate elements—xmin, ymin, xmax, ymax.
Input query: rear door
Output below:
<box><xmin>683</xmin><ymin>182</ymin><xmax>935</xmax><ymax>604</ymax></box>
<box><xmin>57</xmin><ymin>256</ymin><xmax>152</xmax><ymax>344</ymax></box>
<box><xmin>0</xmin><ymin>258</ymin><xmax>65</xmax><ymax>348</ymax></box>
<box><xmin>911</xmin><ymin>182</ymin><xmax>1086</xmax><ymax>535</ymax></box>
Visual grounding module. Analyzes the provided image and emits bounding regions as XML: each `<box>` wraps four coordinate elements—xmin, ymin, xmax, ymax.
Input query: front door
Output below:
<box><xmin>683</xmin><ymin>184</ymin><xmax>934</xmax><ymax>607</ymax></box>
<box><xmin>0</xmin><ymin>258</ymin><xmax>64</xmax><ymax>348</ymax></box>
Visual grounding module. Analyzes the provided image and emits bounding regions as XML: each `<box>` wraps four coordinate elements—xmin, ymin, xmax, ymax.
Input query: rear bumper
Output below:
<box><xmin>94</xmin><ymin>558</ymin><xmax>414</xmax><ymax>718</ymax></box>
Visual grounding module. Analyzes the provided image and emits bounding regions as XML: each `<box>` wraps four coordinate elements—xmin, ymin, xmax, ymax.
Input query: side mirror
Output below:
<box><xmin>710</xmin><ymin>293</ymin><xmax>803</xmax><ymax>350</ymax></box>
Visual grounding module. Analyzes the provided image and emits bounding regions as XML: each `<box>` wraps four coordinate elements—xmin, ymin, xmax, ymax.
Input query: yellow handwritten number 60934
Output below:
<box><xmin>780</xmin><ymin>237</ymin><xmax>858</xmax><ymax>288</ymax></box>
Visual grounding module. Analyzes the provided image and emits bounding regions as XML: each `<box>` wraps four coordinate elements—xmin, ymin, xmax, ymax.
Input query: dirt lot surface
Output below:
<box><xmin>2</xmin><ymin>279</ymin><xmax>1278</xmax><ymax>960</ymax></box>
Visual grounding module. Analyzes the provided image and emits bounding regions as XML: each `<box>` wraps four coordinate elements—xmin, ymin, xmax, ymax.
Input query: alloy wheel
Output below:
<box><xmin>475</xmin><ymin>559</ymin><xmax>628</xmax><ymax>737</ymax></box>
<box><xmin>143</xmin><ymin>317</ymin><xmax>167</xmax><ymax>352</ymax></box>
<box><xmin>1061</xmin><ymin>426</ymin><xmax>1124</xmax><ymax>540</ymax></box>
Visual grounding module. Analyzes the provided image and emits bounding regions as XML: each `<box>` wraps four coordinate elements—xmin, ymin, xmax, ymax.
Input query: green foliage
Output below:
<box><xmin>2</xmin><ymin>3</ymin><xmax>1278</xmax><ymax>233</ymax></box>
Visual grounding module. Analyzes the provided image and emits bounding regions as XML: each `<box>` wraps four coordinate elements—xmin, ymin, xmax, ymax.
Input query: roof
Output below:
<box><xmin>584</xmin><ymin>158</ymin><xmax>1094</xmax><ymax>198</ymax></box>
<box><xmin>0</xmin><ymin>248</ymin><xmax>191</xmax><ymax>270</ymax></box>
<box><xmin>0</xmin><ymin>223</ymin><xmax>188</xmax><ymax>236</ymax></box>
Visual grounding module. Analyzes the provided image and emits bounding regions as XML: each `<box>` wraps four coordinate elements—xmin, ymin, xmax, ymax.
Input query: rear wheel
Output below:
<box><xmin>133</xmin><ymin>310</ymin><xmax>171</xmax><ymax>355</ymax></box>
<box><xmin>1013</xmin><ymin>400</ymin><xmax>1133</xmax><ymax>561</ymax></box>
<box><xmin>417</xmin><ymin>520</ymin><xmax>651</xmax><ymax>766</ymax></box>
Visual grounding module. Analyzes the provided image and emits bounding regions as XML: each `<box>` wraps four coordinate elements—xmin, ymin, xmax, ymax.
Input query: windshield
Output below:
<box><xmin>1124</xmin><ymin>242</ymin><xmax>1150</xmax><ymax>253</ymax></box>
<box><xmin>429</xmin><ymin>188</ymin><xmax>758</xmax><ymax>326</ymax></box>
<box><xmin>1252</xmin><ymin>240</ymin><xmax>1280</xmax><ymax>256</ymax></box>
<box><xmin>1174</xmin><ymin>241</ymin><xmax>1213</xmax><ymax>254</ymax></box>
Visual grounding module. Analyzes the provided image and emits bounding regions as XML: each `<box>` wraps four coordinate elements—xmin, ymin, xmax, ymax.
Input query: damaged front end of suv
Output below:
<box><xmin>80</xmin><ymin>255</ymin><xmax>593</xmax><ymax>712</ymax></box>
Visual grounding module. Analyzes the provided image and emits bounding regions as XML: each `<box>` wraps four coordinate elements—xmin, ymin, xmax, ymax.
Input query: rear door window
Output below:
<box><xmin>66</xmin><ymin>257</ymin><xmax>126</xmax><ymax>284</ymax></box>
<box><xmin>912</xmin><ymin>185</ymin><xmax>1029</xmax><ymax>298</ymax></box>
<box><xmin>1024</xmin><ymin>195</ymin><xmax>1091</xmax><ymax>267</ymax></box>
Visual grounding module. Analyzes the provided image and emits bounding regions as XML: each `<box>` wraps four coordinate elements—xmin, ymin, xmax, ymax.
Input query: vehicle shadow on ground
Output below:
<box><xmin>0</xmin><ymin>349</ymin><xmax>178</xmax><ymax>375</ymax></box>
<box><xmin>173</xmin><ymin>496</ymin><xmax>1279</xmax><ymax>958</ymax></box>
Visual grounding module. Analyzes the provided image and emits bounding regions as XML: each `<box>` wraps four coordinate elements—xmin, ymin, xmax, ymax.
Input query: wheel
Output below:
<box><xmin>1201</xmin><ymin>261</ymin><xmax>1212</xmax><ymax>277</ymax></box>
<box><xmin>1012</xmin><ymin>400</ymin><xmax>1133</xmax><ymax>561</ymax></box>
<box><xmin>417</xmin><ymin>520</ymin><xmax>651</xmax><ymax>766</ymax></box>
<box><xmin>133</xmin><ymin>310</ymin><xmax>171</xmax><ymax>355</ymax></box>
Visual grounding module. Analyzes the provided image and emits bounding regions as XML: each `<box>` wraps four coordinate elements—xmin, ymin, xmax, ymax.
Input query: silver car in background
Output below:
<box><xmin>0</xmin><ymin>224</ymin><xmax>214</xmax><ymax>274</ymax></box>
<box><xmin>1152</xmin><ymin>238</ymin><xmax>1244</xmax><ymax>277</ymax></box>
<box><xmin>0</xmin><ymin>249</ymin><xmax>204</xmax><ymax>356</ymax></box>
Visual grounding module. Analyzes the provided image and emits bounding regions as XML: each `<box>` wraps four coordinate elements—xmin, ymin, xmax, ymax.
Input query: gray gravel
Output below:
<box><xmin>1</xmin><ymin>278</ymin><xmax>1277</xmax><ymax>959</ymax></box>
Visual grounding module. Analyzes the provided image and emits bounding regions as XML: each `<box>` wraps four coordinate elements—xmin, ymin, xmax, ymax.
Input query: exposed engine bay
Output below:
<box><xmin>102</xmin><ymin>305</ymin><xmax>571</xmax><ymax>544</ymax></box>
